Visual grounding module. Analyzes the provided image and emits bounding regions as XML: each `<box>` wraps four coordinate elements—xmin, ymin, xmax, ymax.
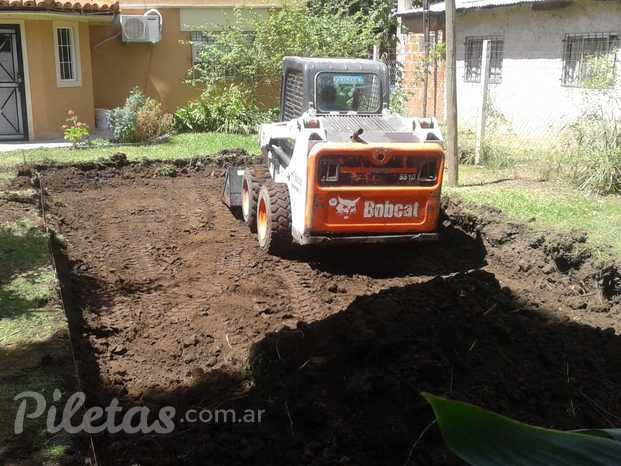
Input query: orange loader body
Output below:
<box><xmin>305</xmin><ymin>143</ymin><xmax>444</xmax><ymax>237</ymax></box>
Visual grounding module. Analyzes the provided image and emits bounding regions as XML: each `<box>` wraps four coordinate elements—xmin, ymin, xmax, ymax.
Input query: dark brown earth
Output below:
<box><xmin>30</xmin><ymin>157</ymin><xmax>621</xmax><ymax>465</ymax></box>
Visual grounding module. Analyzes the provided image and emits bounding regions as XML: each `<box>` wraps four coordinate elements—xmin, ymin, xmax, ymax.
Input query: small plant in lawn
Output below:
<box><xmin>62</xmin><ymin>110</ymin><xmax>90</xmax><ymax>148</ymax></box>
<box><xmin>109</xmin><ymin>87</ymin><xmax>173</xmax><ymax>144</ymax></box>
<box><xmin>156</xmin><ymin>164</ymin><xmax>177</xmax><ymax>177</ymax></box>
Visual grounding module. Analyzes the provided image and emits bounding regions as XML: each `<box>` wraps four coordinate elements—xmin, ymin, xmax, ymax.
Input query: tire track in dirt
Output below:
<box><xmin>38</xmin><ymin>164</ymin><xmax>621</xmax><ymax>466</ymax></box>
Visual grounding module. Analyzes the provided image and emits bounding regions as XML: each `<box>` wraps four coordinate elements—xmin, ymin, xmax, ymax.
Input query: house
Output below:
<box><xmin>0</xmin><ymin>0</ymin><xmax>282</xmax><ymax>141</ymax></box>
<box><xmin>396</xmin><ymin>0</ymin><xmax>621</xmax><ymax>138</ymax></box>
<box><xmin>0</xmin><ymin>1</ymin><xmax>116</xmax><ymax>141</ymax></box>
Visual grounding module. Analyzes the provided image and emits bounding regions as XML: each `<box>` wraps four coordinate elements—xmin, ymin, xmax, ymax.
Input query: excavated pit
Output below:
<box><xmin>25</xmin><ymin>156</ymin><xmax>621</xmax><ymax>465</ymax></box>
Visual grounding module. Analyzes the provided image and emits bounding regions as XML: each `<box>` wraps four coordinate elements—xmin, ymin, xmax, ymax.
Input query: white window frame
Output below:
<box><xmin>53</xmin><ymin>22</ymin><xmax>81</xmax><ymax>88</ymax></box>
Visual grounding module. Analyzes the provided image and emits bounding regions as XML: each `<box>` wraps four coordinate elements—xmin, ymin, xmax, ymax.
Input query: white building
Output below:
<box><xmin>396</xmin><ymin>0</ymin><xmax>621</xmax><ymax>138</ymax></box>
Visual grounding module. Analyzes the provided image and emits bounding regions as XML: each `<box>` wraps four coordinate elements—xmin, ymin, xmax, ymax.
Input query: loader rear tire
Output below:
<box><xmin>242</xmin><ymin>167</ymin><xmax>269</xmax><ymax>232</ymax></box>
<box><xmin>256</xmin><ymin>182</ymin><xmax>292</xmax><ymax>254</ymax></box>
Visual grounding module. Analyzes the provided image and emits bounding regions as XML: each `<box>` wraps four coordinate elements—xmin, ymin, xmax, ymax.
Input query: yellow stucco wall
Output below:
<box><xmin>90</xmin><ymin>8</ymin><xmax>200</xmax><ymax>113</ymax></box>
<box><xmin>25</xmin><ymin>20</ymin><xmax>96</xmax><ymax>139</ymax></box>
<box><xmin>91</xmin><ymin>4</ymin><xmax>285</xmax><ymax>114</ymax></box>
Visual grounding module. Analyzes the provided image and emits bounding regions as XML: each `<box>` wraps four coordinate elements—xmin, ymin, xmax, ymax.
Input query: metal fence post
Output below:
<box><xmin>475</xmin><ymin>39</ymin><xmax>491</xmax><ymax>165</ymax></box>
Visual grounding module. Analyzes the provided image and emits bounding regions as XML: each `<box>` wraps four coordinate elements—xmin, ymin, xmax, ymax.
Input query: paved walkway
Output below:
<box><xmin>0</xmin><ymin>140</ymin><xmax>70</xmax><ymax>152</ymax></box>
<box><xmin>0</xmin><ymin>129</ymin><xmax>112</xmax><ymax>152</ymax></box>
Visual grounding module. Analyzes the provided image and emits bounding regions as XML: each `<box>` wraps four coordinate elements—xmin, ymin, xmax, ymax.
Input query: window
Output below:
<box><xmin>190</xmin><ymin>31</ymin><xmax>215</xmax><ymax>66</ymax></box>
<box><xmin>190</xmin><ymin>31</ymin><xmax>255</xmax><ymax>66</ymax></box>
<box><xmin>562</xmin><ymin>33</ymin><xmax>619</xmax><ymax>87</ymax></box>
<box><xmin>464</xmin><ymin>36</ymin><xmax>504</xmax><ymax>84</ymax></box>
<box><xmin>54</xmin><ymin>24</ymin><xmax>80</xmax><ymax>87</ymax></box>
<box><xmin>316</xmin><ymin>73</ymin><xmax>382</xmax><ymax>113</ymax></box>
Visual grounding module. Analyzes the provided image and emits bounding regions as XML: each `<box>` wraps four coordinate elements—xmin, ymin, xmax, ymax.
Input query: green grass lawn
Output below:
<box><xmin>0</xmin><ymin>132</ymin><xmax>259</xmax><ymax>176</ymax></box>
<box><xmin>449</xmin><ymin>164</ymin><xmax>621</xmax><ymax>258</ymax></box>
<box><xmin>0</xmin><ymin>212</ymin><xmax>75</xmax><ymax>463</ymax></box>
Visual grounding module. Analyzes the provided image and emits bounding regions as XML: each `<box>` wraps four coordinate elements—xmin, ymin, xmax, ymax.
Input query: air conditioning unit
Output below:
<box><xmin>121</xmin><ymin>15</ymin><xmax>161</xmax><ymax>43</ymax></box>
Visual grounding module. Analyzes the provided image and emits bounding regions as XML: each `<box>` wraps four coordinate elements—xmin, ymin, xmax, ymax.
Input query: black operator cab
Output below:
<box><xmin>279</xmin><ymin>57</ymin><xmax>390</xmax><ymax>121</ymax></box>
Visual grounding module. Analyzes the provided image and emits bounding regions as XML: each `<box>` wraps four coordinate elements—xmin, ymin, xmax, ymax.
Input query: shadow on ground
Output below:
<box><xmin>268</xmin><ymin>222</ymin><xmax>487</xmax><ymax>280</ymax></box>
<box><xmin>56</xmin><ymin>269</ymin><xmax>621</xmax><ymax>466</ymax></box>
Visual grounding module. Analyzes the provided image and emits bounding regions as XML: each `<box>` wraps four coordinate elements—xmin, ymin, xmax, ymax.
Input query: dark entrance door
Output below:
<box><xmin>0</xmin><ymin>25</ymin><xmax>27</xmax><ymax>141</ymax></box>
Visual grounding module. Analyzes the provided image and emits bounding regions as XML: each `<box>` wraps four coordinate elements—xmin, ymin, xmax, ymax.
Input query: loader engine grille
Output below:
<box><xmin>321</xmin><ymin>115</ymin><xmax>398</xmax><ymax>133</ymax></box>
<box><xmin>318</xmin><ymin>153</ymin><xmax>440</xmax><ymax>187</ymax></box>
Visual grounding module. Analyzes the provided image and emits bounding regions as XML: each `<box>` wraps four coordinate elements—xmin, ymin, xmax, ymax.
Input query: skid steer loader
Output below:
<box><xmin>223</xmin><ymin>57</ymin><xmax>445</xmax><ymax>253</ymax></box>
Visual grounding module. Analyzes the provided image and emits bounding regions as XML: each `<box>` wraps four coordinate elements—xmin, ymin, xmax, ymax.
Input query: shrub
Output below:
<box><xmin>62</xmin><ymin>110</ymin><xmax>90</xmax><ymax>148</ymax></box>
<box><xmin>556</xmin><ymin>56</ymin><xmax>621</xmax><ymax>195</ymax></box>
<box><xmin>108</xmin><ymin>105</ymin><xmax>137</xmax><ymax>143</ymax></box>
<box><xmin>563</xmin><ymin>117</ymin><xmax>621</xmax><ymax>194</ymax></box>
<box><xmin>175</xmin><ymin>85</ymin><xmax>276</xmax><ymax>134</ymax></box>
<box><xmin>136</xmin><ymin>99</ymin><xmax>174</xmax><ymax>142</ymax></box>
<box><xmin>109</xmin><ymin>87</ymin><xmax>173</xmax><ymax>143</ymax></box>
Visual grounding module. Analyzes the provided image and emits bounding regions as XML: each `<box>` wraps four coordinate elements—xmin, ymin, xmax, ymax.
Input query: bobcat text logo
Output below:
<box><xmin>330</xmin><ymin>197</ymin><xmax>360</xmax><ymax>219</ymax></box>
<box><xmin>363</xmin><ymin>200</ymin><xmax>419</xmax><ymax>219</ymax></box>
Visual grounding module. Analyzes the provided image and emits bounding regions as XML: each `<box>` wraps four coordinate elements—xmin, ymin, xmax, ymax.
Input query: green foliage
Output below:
<box><xmin>309</xmin><ymin>0</ymin><xmax>398</xmax><ymax>54</ymax></box>
<box><xmin>423</xmin><ymin>392</ymin><xmax>621</xmax><ymax>466</ymax></box>
<box><xmin>175</xmin><ymin>85</ymin><xmax>276</xmax><ymax>135</ymax></box>
<box><xmin>582</xmin><ymin>55</ymin><xmax>617</xmax><ymax>90</ymax></box>
<box><xmin>155</xmin><ymin>163</ymin><xmax>177</xmax><ymax>177</ymax></box>
<box><xmin>189</xmin><ymin>4</ymin><xmax>376</xmax><ymax>91</ymax></box>
<box><xmin>109</xmin><ymin>87</ymin><xmax>173</xmax><ymax>143</ymax></box>
<box><xmin>186</xmin><ymin>4</ymin><xmax>376</xmax><ymax>132</ymax></box>
<box><xmin>108</xmin><ymin>105</ymin><xmax>137</xmax><ymax>143</ymax></box>
<box><xmin>561</xmin><ymin>95</ymin><xmax>621</xmax><ymax>194</ymax></box>
<box><xmin>61</xmin><ymin>110</ymin><xmax>89</xmax><ymax>148</ymax></box>
<box><xmin>389</xmin><ymin>87</ymin><xmax>408</xmax><ymax>115</ymax></box>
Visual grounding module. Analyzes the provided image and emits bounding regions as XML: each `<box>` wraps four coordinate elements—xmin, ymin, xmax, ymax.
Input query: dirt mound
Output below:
<box><xmin>9</xmin><ymin>149</ymin><xmax>258</xmax><ymax>193</ymax></box>
<box><xmin>39</xmin><ymin>166</ymin><xmax>621</xmax><ymax>465</ymax></box>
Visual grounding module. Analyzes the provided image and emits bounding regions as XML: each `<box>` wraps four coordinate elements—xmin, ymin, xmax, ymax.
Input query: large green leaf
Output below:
<box><xmin>422</xmin><ymin>392</ymin><xmax>621</xmax><ymax>466</ymax></box>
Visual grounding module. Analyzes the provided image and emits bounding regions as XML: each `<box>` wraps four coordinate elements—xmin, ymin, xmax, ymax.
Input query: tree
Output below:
<box><xmin>189</xmin><ymin>4</ymin><xmax>377</xmax><ymax>99</ymax></box>
<box><xmin>309</xmin><ymin>0</ymin><xmax>398</xmax><ymax>56</ymax></box>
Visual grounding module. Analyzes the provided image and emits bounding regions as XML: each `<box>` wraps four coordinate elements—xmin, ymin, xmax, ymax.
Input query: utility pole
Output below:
<box><xmin>422</xmin><ymin>0</ymin><xmax>430</xmax><ymax>117</ymax></box>
<box><xmin>445</xmin><ymin>0</ymin><xmax>459</xmax><ymax>186</ymax></box>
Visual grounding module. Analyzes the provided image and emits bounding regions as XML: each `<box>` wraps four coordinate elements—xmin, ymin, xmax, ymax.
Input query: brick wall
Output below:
<box><xmin>400</xmin><ymin>30</ymin><xmax>446</xmax><ymax>121</ymax></box>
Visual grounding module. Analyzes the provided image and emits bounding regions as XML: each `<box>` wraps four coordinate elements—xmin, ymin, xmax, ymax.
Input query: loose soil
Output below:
<box><xmin>30</xmin><ymin>157</ymin><xmax>621</xmax><ymax>465</ymax></box>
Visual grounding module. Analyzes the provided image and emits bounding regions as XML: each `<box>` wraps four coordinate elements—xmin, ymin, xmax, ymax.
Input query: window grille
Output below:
<box><xmin>562</xmin><ymin>33</ymin><xmax>619</xmax><ymax>87</ymax></box>
<box><xmin>464</xmin><ymin>36</ymin><xmax>504</xmax><ymax>84</ymax></box>
<box><xmin>56</xmin><ymin>27</ymin><xmax>75</xmax><ymax>81</ymax></box>
<box><xmin>190</xmin><ymin>31</ymin><xmax>215</xmax><ymax>66</ymax></box>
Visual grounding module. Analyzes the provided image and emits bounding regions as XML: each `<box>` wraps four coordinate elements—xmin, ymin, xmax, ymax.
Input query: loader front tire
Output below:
<box><xmin>256</xmin><ymin>183</ymin><xmax>292</xmax><ymax>254</ymax></box>
<box><xmin>242</xmin><ymin>167</ymin><xmax>269</xmax><ymax>232</ymax></box>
